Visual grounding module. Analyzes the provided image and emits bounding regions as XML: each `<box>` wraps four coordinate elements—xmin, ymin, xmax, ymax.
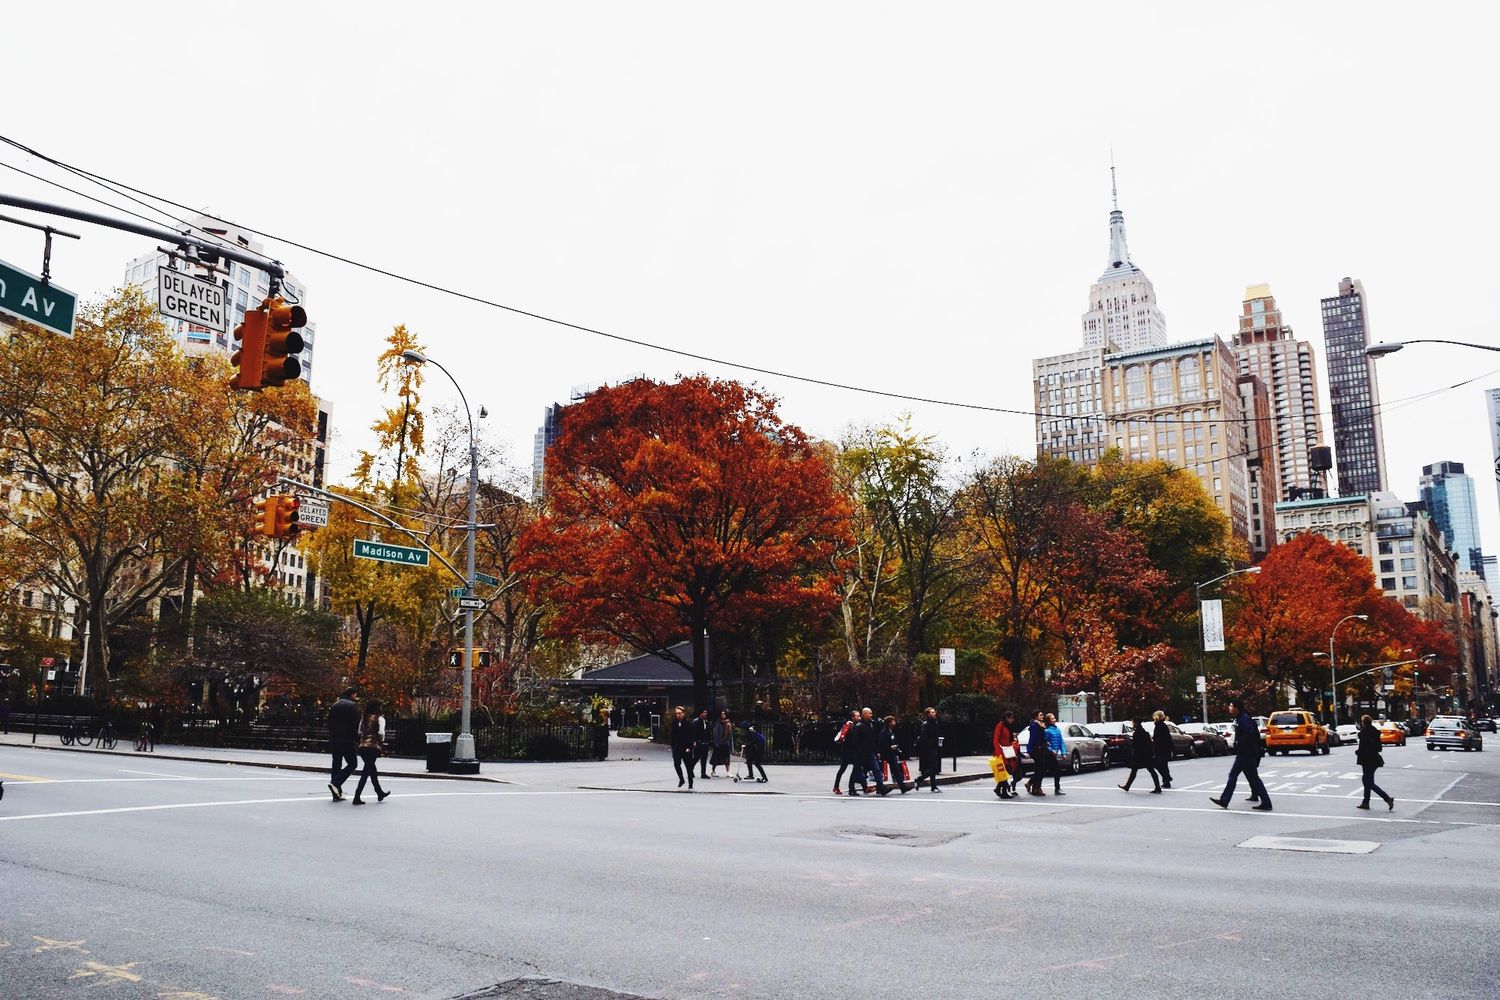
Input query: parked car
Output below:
<box><xmin>1377</xmin><ymin>720</ymin><xmax>1407</xmax><ymax>746</ymax></box>
<box><xmin>1205</xmin><ymin>722</ymin><xmax>1237</xmax><ymax>750</ymax></box>
<box><xmin>1252</xmin><ymin>716</ymin><xmax>1269</xmax><ymax>739</ymax></box>
<box><xmin>1085</xmin><ymin>720</ymin><xmax>1134</xmax><ymax>766</ymax></box>
<box><xmin>1177</xmin><ymin>723</ymin><xmax>1230</xmax><ymax>756</ymax></box>
<box><xmin>1264</xmin><ymin>710</ymin><xmax>1330</xmax><ymax>755</ymax></box>
<box><xmin>1335</xmin><ymin>724</ymin><xmax>1360</xmax><ymax>746</ymax></box>
<box><xmin>1427</xmin><ymin>719</ymin><xmax>1484</xmax><ymax>752</ymax></box>
<box><xmin>1016</xmin><ymin>722</ymin><xmax>1109</xmax><ymax>773</ymax></box>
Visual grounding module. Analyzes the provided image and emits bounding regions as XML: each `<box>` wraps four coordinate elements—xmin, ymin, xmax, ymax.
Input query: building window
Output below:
<box><xmin>1400</xmin><ymin>558</ymin><xmax>1416</xmax><ymax>572</ymax></box>
<box><xmin>1381</xmin><ymin>577</ymin><xmax>1397</xmax><ymax>590</ymax></box>
<box><xmin>1152</xmin><ymin>362</ymin><xmax>1174</xmax><ymax>405</ymax></box>
<box><xmin>1401</xmin><ymin>576</ymin><xmax>1418</xmax><ymax>590</ymax></box>
<box><xmin>1380</xmin><ymin>559</ymin><xmax>1395</xmax><ymax>573</ymax></box>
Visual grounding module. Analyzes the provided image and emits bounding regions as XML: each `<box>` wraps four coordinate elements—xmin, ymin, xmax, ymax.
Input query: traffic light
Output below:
<box><xmin>448</xmin><ymin>649</ymin><xmax>492</xmax><ymax>668</ymax></box>
<box><xmin>281</xmin><ymin>496</ymin><xmax>300</xmax><ymax>538</ymax></box>
<box><xmin>253</xmin><ymin>495</ymin><xmax>278</xmax><ymax>537</ymax></box>
<box><xmin>260</xmin><ymin>297</ymin><xmax>307</xmax><ymax>389</ymax></box>
<box><xmin>231</xmin><ymin>305</ymin><xmax>269</xmax><ymax>391</ymax></box>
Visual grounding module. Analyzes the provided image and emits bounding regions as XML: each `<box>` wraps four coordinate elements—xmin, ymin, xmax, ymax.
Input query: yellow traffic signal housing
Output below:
<box><xmin>281</xmin><ymin>496</ymin><xmax>300</xmax><ymax>537</ymax></box>
<box><xmin>260</xmin><ymin>297</ymin><xmax>307</xmax><ymax>389</ymax></box>
<box><xmin>231</xmin><ymin>306</ymin><xmax>269</xmax><ymax>391</ymax></box>
<box><xmin>252</xmin><ymin>495</ymin><xmax>278</xmax><ymax>537</ymax></box>
<box><xmin>449</xmin><ymin>649</ymin><xmax>492</xmax><ymax>668</ymax></box>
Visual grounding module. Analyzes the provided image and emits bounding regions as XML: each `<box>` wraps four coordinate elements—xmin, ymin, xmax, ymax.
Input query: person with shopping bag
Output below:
<box><xmin>991</xmin><ymin>712</ymin><xmax>1016</xmax><ymax>799</ymax></box>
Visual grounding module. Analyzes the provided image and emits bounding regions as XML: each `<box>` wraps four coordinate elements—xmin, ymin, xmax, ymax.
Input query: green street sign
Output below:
<box><xmin>450</xmin><ymin>587</ymin><xmax>470</xmax><ymax>598</ymax></box>
<box><xmin>475</xmin><ymin>572</ymin><xmax>500</xmax><ymax>587</ymax></box>
<box><xmin>0</xmin><ymin>258</ymin><xmax>76</xmax><ymax>337</ymax></box>
<box><xmin>352</xmin><ymin>538</ymin><xmax>430</xmax><ymax>566</ymax></box>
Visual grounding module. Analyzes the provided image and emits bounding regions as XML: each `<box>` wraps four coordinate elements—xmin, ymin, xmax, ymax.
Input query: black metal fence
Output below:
<box><xmin>7</xmin><ymin>707</ymin><xmax>609</xmax><ymax>762</ymax></box>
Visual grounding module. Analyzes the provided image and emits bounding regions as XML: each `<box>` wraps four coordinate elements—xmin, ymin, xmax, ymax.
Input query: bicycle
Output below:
<box><xmin>61</xmin><ymin>718</ymin><xmax>92</xmax><ymax>746</ymax></box>
<box><xmin>96</xmin><ymin>721</ymin><xmax>117</xmax><ymax>750</ymax></box>
<box><xmin>133</xmin><ymin>722</ymin><xmax>155</xmax><ymax>753</ymax></box>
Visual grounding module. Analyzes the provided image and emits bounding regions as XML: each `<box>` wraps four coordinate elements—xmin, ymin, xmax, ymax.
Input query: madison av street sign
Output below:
<box><xmin>352</xmin><ymin>539</ymin><xmax>430</xmax><ymax>566</ymax></box>
<box><xmin>0</xmin><ymin>257</ymin><xmax>76</xmax><ymax>336</ymax></box>
<box><xmin>157</xmin><ymin>267</ymin><xmax>226</xmax><ymax>331</ymax></box>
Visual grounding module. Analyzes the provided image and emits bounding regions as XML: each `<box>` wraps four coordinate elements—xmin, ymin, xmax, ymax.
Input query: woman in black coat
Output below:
<box><xmin>915</xmin><ymin>707</ymin><xmax>943</xmax><ymax>793</ymax></box>
<box><xmin>1356</xmin><ymin>714</ymin><xmax>1394</xmax><ymax>811</ymax></box>
<box><xmin>1151</xmin><ymin>710</ymin><xmax>1174</xmax><ymax>789</ymax></box>
<box><xmin>1118</xmin><ymin>718</ymin><xmax>1162</xmax><ymax>793</ymax></box>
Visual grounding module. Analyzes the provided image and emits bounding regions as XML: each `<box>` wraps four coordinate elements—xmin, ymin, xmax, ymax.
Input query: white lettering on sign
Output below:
<box><xmin>20</xmin><ymin>286</ymin><xmax>57</xmax><ymax>316</ymax></box>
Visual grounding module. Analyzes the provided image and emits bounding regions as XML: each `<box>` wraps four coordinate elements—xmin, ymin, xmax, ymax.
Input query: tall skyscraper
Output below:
<box><xmin>122</xmin><ymin>214</ymin><xmax>318</xmax><ymax>386</ymax></box>
<box><xmin>1420</xmin><ymin>461</ymin><xmax>1485</xmax><ymax>576</ymax></box>
<box><xmin>1232</xmin><ymin>284</ymin><xmax>1326</xmax><ymax>500</ymax></box>
<box><xmin>1080</xmin><ymin>169</ymin><xmax>1167</xmax><ymax>352</ymax></box>
<box><xmin>1237</xmin><ymin>373</ymin><xmax>1279</xmax><ymax>559</ymax></box>
<box><xmin>1486</xmin><ymin>388</ymin><xmax>1500</xmax><ymax>519</ymax></box>
<box><xmin>1320</xmin><ymin>277</ymin><xmax>1388</xmax><ymax>496</ymax></box>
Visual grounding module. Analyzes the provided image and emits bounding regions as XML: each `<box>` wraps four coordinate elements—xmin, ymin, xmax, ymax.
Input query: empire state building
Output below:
<box><xmin>1080</xmin><ymin>173</ymin><xmax>1167</xmax><ymax>351</ymax></box>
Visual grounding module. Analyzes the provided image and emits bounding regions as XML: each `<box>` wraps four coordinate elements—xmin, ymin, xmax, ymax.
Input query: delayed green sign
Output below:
<box><xmin>0</xmin><ymin>258</ymin><xmax>76</xmax><ymax>337</ymax></box>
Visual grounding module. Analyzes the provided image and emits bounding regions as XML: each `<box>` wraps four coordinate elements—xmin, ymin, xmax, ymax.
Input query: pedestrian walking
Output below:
<box><xmin>1</xmin><ymin>696</ymin><xmax>11</xmax><ymax>735</ymax></box>
<box><xmin>856</xmin><ymin>707</ymin><xmax>889</xmax><ymax>796</ymax></box>
<box><xmin>991</xmin><ymin>712</ymin><xmax>1016</xmax><ymax>799</ymax></box>
<box><xmin>1356</xmin><ymin>714</ymin><xmax>1394</xmax><ymax>811</ymax></box>
<box><xmin>1151</xmin><ymin>710</ymin><xmax>1174</xmax><ymax>789</ymax></box>
<box><xmin>1209</xmin><ymin>698</ymin><xmax>1272</xmax><ymax>812</ymax></box>
<box><xmin>327</xmin><ymin>686</ymin><xmax>360</xmax><ymax>802</ymax></box>
<box><xmin>670</xmin><ymin>705</ymin><xmax>696</xmax><ymax>790</ymax></box>
<box><xmin>1044</xmin><ymin>713</ymin><xmax>1066</xmax><ymax>795</ymax></box>
<box><xmin>1000</xmin><ymin>711</ymin><xmax>1022</xmax><ymax>795</ymax></box>
<box><xmin>916</xmin><ymin>707</ymin><xmax>943</xmax><ymax>792</ymax></box>
<box><xmin>877</xmin><ymin>716</ymin><xmax>912</xmax><ymax>793</ymax></box>
<box><xmin>741</xmin><ymin>722</ymin><xmax>768</xmax><ymax>782</ymax></box>
<box><xmin>351</xmin><ymin>699</ymin><xmax>390</xmax><ymax>805</ymax></box>
<box><xmin>1117</xmin><ymin>718</ymin><xmax>1162</xmax><ymax>793</ymax></box>
<box><xmin>1024</xmin><ymin>711</ymin><xmax>1050</xmax><ymax>797</ymax></box>
<box><xmin>710</xmin><ymin>710</ymin><xmax>735</xmax><ymax>777</ymax></box>
<box><xmin>833</xmin><ymin>710</ymin><xmax>859</xmax><ymax>795</ymax></box>
<box><xmin>692</xmin><ymin>708</ymin><xmax>713</xmax><ymax>778</ymax></box>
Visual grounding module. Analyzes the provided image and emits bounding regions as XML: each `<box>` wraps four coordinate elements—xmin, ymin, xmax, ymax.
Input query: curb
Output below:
<box><xmin>0</xmin><ymin>741</ymin><xmax>507</xmax><ymax>783</ymax></box>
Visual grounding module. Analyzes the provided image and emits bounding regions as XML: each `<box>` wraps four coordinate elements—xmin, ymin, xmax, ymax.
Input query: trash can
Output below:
<box><xmin>425</xmin><ymin>732</ymin><xmax>452</xmax><ymax>773</ymax></box>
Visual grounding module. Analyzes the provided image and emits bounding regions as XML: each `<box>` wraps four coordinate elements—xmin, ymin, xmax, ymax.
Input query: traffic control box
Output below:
<box><xmin>425</xmin><ymin>732</ymin><xmax>453</xmax><ymax>773</ymax></box>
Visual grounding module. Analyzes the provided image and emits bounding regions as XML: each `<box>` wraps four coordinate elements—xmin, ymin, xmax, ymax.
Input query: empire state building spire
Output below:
<box><xmin>1081</xmin><ymin>163</ymin><xmax>1167</xmax><ymax>350</ymax></box>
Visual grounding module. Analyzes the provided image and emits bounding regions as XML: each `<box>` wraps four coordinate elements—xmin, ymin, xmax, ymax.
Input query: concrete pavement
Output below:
<box><xmin>3</xmin><ymin>737</ymin><xmax>1497</xmax><ymax>998</ymax></box>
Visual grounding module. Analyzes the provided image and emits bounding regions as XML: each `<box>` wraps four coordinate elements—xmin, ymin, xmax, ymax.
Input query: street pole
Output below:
<box><xmin>1195</xmin><ymin>566</ymin><xmax>1260</xmax><ymax>722</ymax></box>
<box><xmin>1329</xmin><ymin>614</ymin><xmax>1368</xmax><ymax>728</ymax></box>
<box><xmin>400</xmin><ymin>350</ymin><xmax>480</xmax><ymax>773</ymax></box>
<box><xmin>77</xmin><ymin>619</ymin><xmax>91</xmax><ymax>699</ymax></box>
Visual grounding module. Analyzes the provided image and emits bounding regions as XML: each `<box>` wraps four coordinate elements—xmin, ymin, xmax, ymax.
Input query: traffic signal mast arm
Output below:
<box><xmin>0</xmin><ymin>192</ymin><xmax>287</xmax><ymax>295</ymax></box>
<box><xmin>1335</xmin><ymin>656</ymin><xmax>1434</xmax><ymax>689</ymax></box>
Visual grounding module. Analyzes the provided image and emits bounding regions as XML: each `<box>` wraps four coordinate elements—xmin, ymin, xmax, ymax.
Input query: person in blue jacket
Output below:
<box><xmin>1209</xmin><ymin>697</ymin><xmax>1272</xmax><ymax>812</ymax></box>
<box><xmin>1043</xmin><ymin>713</ymin><xmax>1067</xmax><ymax>796</ymax></box>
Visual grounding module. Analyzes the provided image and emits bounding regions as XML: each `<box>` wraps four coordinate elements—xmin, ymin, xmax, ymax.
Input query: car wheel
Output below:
<box><xmin>1427</xmin><ymin>743</ymin><xmax>1435</xmax><ymax>750</ymax></box>
<box><xmin>1070</xmin><ymin>751</ymin><xmax>1081</xmax><ymax>774</ymax></box>
<box><xmin>1321</xmin><ymin>742</ymin><xmax>1330</xmax><ymax>756</ymax></box>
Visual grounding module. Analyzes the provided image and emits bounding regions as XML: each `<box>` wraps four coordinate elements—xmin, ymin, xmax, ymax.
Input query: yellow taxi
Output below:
<box><xmin>1377</xmin><ymin>720</ymin><xmax>1407</xmax><ymax>746</ymax></box>
<box><xmin>1264</xmin><ymin>710</ymin><xmax>1330</xmax><ymax>755</ymax></box>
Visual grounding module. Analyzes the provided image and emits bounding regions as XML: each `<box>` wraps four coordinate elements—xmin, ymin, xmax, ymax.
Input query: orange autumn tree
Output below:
<box><xmin>517</xmin><ymin>376</ymin><xmax>852</xmax><ymax>709</ymax></box>
<box><xmin>1229</xmin><ymin>532</ymin><xmax>1454</xmax><ymax>707</ymax></box>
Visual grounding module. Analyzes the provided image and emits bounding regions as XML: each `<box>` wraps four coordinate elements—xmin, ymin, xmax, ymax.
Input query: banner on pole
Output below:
<box><xmin>1201</xmin><ymin>599</ymin><xmax>1225</xmax><ymax>652</ymax></box>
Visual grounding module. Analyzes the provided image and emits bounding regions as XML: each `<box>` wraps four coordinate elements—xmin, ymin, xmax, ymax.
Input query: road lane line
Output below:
<box><xmin>0</xmin><ymin>770</ymin><xmax>53</xmax><ymax>782</ymax></box>
<box><xmin>1051</xmin><ymin>782</ymin><xmax>1500</xmax><ymax>807</ymax></box>
<box><xmin>120</xmin><ymin>769</ymin><xmax>186</xmax><ymax>778</ymax></box>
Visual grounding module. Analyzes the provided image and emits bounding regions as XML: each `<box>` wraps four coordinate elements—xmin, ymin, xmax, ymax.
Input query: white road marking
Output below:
<box><xmin>1055</xmin><ymin>781</ymin><xmax>1500</xmax><ymax>807</ymax></box>
<box><xmin>1239</xmin><ymin>836</ymin><xmax>1380</xmax><ymax>854</ymax></box>
<box><xmin>0</xmin><ymin>788</ymin><xmax>586</xmax><ymax>822</ymax></box>
<box><xmin>120</xmin><ymin>769</ymin><xmax>187</xmax><ymax>778</ymax></box>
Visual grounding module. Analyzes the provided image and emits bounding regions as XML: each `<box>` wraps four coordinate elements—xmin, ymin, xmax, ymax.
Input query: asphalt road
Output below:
<box><xmin>2</xmin><ymin>740</ymin><xmax>1497</xmax><ymax>999</ymax></box>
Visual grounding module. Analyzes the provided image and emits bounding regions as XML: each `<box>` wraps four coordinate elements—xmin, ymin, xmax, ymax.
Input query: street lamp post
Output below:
<box><xmin>1367</xmin><ymin>339</ymin><xmax>1500</xmax><ymax>358</ymax></box>
<box><xmin>401</xmin><ymin>349</ymin><xmax>481</xmax><ymax>774</ymax></box>
<box><xmin>1195</xmin><ymin>566</ymin><xmax>1261</xmax><ymax>722</ymax></box>
<box><xmin>1329</xmin><ymin>614</ymin><xmax>1369</xmax><ymax>727</ymax></box>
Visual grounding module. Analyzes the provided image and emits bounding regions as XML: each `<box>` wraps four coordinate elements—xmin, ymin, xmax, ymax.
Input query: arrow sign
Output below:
<box><xmin>0</xmin><ymin>257</ymin><xmax>76</xmax><ymax>336</ymax></box>
<box><xmin>352</xmin><ymin>538</ymin><xmax>430</xmax><ymax>566</ymax></box>
<box><xmin>457</xmin><ymin>597</ymin><xmax>486</xmax><ymax>611</ymax></box>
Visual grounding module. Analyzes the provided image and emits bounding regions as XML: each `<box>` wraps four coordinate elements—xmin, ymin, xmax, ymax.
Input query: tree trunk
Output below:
<box><xmin>690</xmin><ymin>628</ymin><xmax>709</xmax><ymax>711</ymax></box>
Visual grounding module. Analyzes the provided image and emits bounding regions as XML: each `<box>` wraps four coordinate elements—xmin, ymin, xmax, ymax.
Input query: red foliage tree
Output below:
<box><xmin>1229</xmin><ymin>532</ymin><xmax>1456</xmax><ymax>708</ymax></box>
<box><xmin>517</xmin><ymin>377</ymin><xmax>852</xmax><ymax>709</ymax></box>
<box><xmin>1098</xmin><ymin>643</ymin><xmax>1179</xmax><ymax>718</ymax></box>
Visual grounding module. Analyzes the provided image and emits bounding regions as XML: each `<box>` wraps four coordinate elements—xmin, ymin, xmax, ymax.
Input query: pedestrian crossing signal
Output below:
<box><xmin>449</xmin><ymin>649</ymin><xmax>493</xmax><ymax>668</ymax></box>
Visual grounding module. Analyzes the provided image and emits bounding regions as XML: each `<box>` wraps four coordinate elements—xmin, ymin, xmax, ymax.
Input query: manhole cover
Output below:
<box><xmin>453</xmin><ymin>977</ymin><xmax>658</xmax><ymax>1000</ymax></box>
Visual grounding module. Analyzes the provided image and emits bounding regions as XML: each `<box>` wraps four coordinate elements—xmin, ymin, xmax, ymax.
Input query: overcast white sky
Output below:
<box><xmin>3</xmin><ymin>3</ymin><xmax>1498</xmax><ymax>552</ymax></box>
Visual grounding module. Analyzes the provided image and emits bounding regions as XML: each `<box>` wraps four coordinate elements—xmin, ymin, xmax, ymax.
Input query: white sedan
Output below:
<box><xmin>1017</xmin><ymin>722</ymin><xmax>1109</xmax><ymax>774</ymax></box>
<box><xmin>1335</xmin><ymin>724</ymin><xmax>1360</xmax><ymax>747</ymax></box>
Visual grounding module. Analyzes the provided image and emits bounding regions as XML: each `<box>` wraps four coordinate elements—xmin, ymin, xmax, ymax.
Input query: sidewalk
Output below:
<box><xmin>0</xmin><ymin>731</ymin><xmax>995</xmax><ymax>792</ymax></box>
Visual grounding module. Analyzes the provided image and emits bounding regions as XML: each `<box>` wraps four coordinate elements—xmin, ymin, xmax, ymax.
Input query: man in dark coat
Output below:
<box><xmin>327</xmin><ymin>687</ymin><xmax>361</xmax><ymax>802</ymax></box>
<box><xmin>1209</xmin><ymin>697</ymin><xmax>1271</xmax><ymax>811</ymax></box>
<box><xmin>691</xmin><ymin>708</ymin><xmax>712</xmax><ymax>779</ymax></box>
<box><xmin>876</xmin><ymin>716</ymin><xmax>911</xmax><ymax>793</ymax></box>
<box><xmin>854</xmin><ymin>707</ymin><xmax>888</xmax><ymax>795</ymax></box>
<box><xmin>1025</xmin><ymin>711</ymin><xmax>1052</xmax><ymax>796</ymax></box>
<box><xmin>669</xmin><ymin>705</ymin><xmax>696</xmax><ymax>790</ymax></box>
<box><xmin>1151</xmin><ymin>711</ymin><xmax>1174</xmax><ymax>789</ymax></box>
<box><xmin>916</xmin><ymin>707</ymin><xmax>943</xmax><ymax>793</ymax></box>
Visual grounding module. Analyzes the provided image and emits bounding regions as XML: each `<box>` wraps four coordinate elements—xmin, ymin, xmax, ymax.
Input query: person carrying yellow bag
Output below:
<box><xmin>991</xmin><ymin>713</ymin><xmax>1016</xmax><ymax>799</ymax></box>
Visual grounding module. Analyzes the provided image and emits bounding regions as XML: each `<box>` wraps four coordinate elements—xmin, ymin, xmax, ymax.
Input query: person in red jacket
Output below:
<box><xmin>992</xmin><ymin>711</ymin><xmax>1018</xmax><ymax>799</ymax></box>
